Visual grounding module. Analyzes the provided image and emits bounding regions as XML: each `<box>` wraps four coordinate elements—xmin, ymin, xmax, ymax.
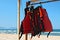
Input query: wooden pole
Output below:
<box><xmin>18</xmin><ymin>0</ymin><xmax>20</xmax><ymax>40</ymax></box>
<box><xmin>25</xmin><ymin>34</ymin><xmax>28</xmax><ymax>40</ymax></box>
<box><xmin>18</xmin><ymin>0</ymin><xmax>28</xmax><ymax>40</ymax></box>
<box><xmin>31</xmin><ymin>0</ymin><xmax>39</xmax><ymax>2</ymax></box>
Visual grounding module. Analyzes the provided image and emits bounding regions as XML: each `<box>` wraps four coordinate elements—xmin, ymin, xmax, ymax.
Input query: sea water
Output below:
<box><xmin>0</xmin><ymin>29</ymin><xmax>17</xmax><ymax>34</ymax></box>
<box><xmin>39</xmin><ymin>29</ymin><xmax>60</xmax><ymax>36</ymax></box>
<box><xmin>0</xmin><ymin>29</ymin><xmax>60</xmax><ymax>36</ymax></box>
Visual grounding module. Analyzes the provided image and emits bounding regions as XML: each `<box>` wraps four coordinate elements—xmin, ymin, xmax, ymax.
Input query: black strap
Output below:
<box><xmin>19</xmin><ymin>32</ymin><xmax>23</xmax><ymax>39</ymax></box>
<box><xmin>41</xmin><ymin>20</ymin><xmax>45</xmax><ymax>31</ymax></box>
<box><xmin>20</xmin><ymin>22</ymin><xmax>23</xmax><ymax>39</ymax></box>
<box><xmin>24</xmin><ymin>7</ymin><xmax>29</xmax><ymax>17</ymax></box>
<box><xmin>47</xmin><ymin>32</ymin><xmax>50</xmax><ymax>38</ymax></box>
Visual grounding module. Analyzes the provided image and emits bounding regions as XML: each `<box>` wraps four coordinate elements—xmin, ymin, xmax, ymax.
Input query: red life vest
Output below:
<box><xmin>22</xmin><ymin>12</ymin><xmax>32</xmax><ymax>34</ymax></box>
<box><xmin>39</xmin><ymin>7</ymin><xmax>53</xmax><ymax>32</ymax></box>
<box><xmin>21</xmin><ymin>7</ymin><xmax>53</xmax><ymax>34</ymax></box>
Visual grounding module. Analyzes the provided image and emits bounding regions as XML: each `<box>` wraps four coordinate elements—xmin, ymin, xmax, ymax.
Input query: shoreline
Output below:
<box><xmin>20</xmin><ymin>34</ymin><xmax>60</xmax><ymax>40</ymax></box>
<box><xmin>0</xmin><ymin>33</ymin><xmax>60</xmax><ymax>40</ymax></box>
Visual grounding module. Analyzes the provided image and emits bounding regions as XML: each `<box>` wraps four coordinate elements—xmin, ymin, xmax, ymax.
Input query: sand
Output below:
<box><xmin>0</xmin><ymin>34</ymin><xmax>60</xmax><ymax>40</ymax></box>
<box><xmin>0</xmin><ymin>34</ymin><xmax>18</xmax><ymax>40</ymax></box>
<box><xmin>20</xmin><ymin>34</ymin><xmax>60</xmax><ymax>40</ymax></box>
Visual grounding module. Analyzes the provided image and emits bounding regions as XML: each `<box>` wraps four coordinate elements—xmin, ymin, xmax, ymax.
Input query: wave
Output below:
<box><xmin>0</xmin><ymin>29</ymin><xmax>60</xmax><ymax>35</ymax></box>
<box><xmin>0</xmin><ymin>29</ymin><xmax>17</xmax><ymax>34</ymax></box>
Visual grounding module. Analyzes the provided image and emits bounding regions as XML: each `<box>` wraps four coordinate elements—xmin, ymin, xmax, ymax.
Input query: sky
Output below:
<box><xmin>20</xmin><ymin>0</ymin><xmax>60</xmax><ymax>29</ymax></box>
<box><xmin>0</xmin><ymin>0</ymin><xmax>60</xmax><ymax>29</ymax></box>
<box><xmin>0</xmin><ymin>0</ymin><xmax>17</xmax><ymax>29</ymax></box>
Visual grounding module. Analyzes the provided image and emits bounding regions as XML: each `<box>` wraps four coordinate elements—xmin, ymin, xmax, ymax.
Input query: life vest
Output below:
<box><xmin>22</xmin><ymin>12</ymin><xmax>32</xmax><ymax>34</ymax></box>
<box><xmin>20</xmin><ymin>6</ymin><xmax>53</xmax><ymax>38</ymax></box>
<box><xmin>39</xmin><ymin>7</ymin><xmax>53</xmax><ymax>32</ymax></box>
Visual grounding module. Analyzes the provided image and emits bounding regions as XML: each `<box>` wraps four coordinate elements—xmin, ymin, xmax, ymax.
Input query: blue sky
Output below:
<box><xmin>0</xmin><ymin>0</ymin><xmax>17</xmax><ymax>29</ymax></box>
<box><xmin>20</xmin><ymin>0</ymin><xmax>60</xmax><ymax>29</ymax></box>
<box><xmin>0</xmin><ymin>0</ymin><xmax>60</xmax><ymax>29</ymax></box>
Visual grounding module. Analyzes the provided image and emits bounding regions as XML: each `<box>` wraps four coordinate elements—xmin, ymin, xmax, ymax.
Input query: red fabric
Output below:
<box><xmin>22</xmin><ymin>12</ymin><xmax>32</xmax><ymax>34</ymax></box>
<box><xmin>22</xmin><ymin>7</ymin><xmax>53</xmax><ymax>34</ymax></box>
<box><xmin>39</xmin><ymin>8</ymin><xmax>53</xmax><ymax>32</ymax></box>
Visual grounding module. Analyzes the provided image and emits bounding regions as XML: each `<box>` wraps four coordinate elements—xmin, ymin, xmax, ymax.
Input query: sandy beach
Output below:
<box><xmin>0</xmin><ymin>34</ymin><xmax>60</xmax><ymax>40</ymax></box>
<box><xmin>20</xmin><ymin>34</ymin><xmax>60</xmax><ymax>40</ymax></box>
<box><xmin>0</xmin><ymin>34</ymin><xmax>18</xmax><ymax>40</ymax></box>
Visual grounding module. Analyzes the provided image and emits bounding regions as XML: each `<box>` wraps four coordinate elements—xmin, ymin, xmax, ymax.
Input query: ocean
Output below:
<box><xmin>0</xmin><ymin>29</ymin><xmax>60</xmax><ymax>36</ymax></box>
<box><xmin>0</xmin><ymin>29</ymin><xmax>17</xmax><ymax>34</ymax></box>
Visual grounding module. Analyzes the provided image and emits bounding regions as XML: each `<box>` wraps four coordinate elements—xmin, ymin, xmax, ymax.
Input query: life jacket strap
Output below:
<box><xmin>47</xmin><ymin>32</ymin><xmax>50</xmax><ymax>38</ymax></box>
